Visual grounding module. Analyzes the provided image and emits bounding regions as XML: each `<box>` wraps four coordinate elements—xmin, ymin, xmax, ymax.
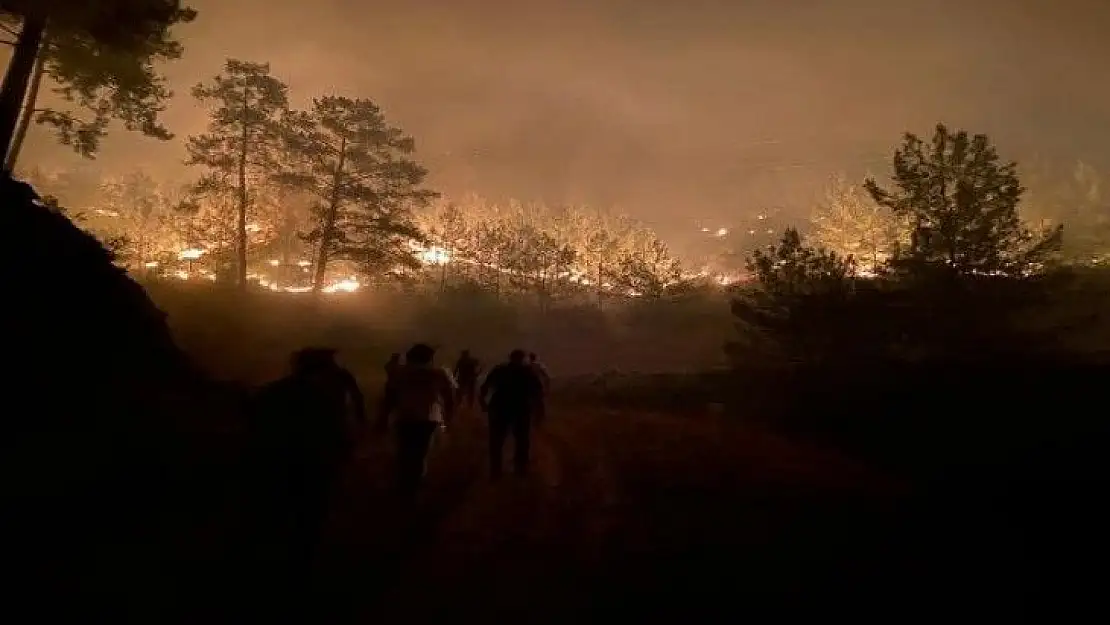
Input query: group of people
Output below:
<box><xmin>245</xmin><ymin>343</ymin><xmax>550</xmax><ymax>590</ymax></box>
<box><xmin>380</xmin><ymin>345</ymin><xmax>550</xmax><ymax>490</ymax></box>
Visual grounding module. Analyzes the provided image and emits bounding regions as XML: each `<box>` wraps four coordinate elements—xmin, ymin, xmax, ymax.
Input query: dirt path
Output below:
<box><xmin>307</xmin><ymin>402</ymin><xmax>961</xmax><ymax>623</ymax></box>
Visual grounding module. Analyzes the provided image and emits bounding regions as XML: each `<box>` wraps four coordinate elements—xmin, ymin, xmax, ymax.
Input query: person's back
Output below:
<box><xmin>528</xmin><ymin>353</ymin><xmax>550</xmax><ymax>393</ymax></box>
<box><xmin>484</xmin><ymin>361</ymin><xmax>542</xmax><ymax>414</ymax></box>
<box><xmin>385</xmin><ymin>353</ymin><xmax>401</xmax><ymax>380</ymax></box>
<box><xmin>455</xmin><ymin>352</ymin><xmax>480</xmax><ymax>384</ymax></box>
<box><xmin>379</xmin><ymin>343</ymin><xmax>457</xmax><ymax>495</ymax></box>
<box><xmin>480</xmin><ymin>350</ymin><xmax>543</xmax><ymax>478</ymax></box>
<box><xmin>389</xmin><ymin>362</ymin><xmax>456</xmax><ymax>423</ymax></box>
<box><xmin>253</xmin><ymin>348</ymin><xmax>363</xmax><ymax>461</ymax></box>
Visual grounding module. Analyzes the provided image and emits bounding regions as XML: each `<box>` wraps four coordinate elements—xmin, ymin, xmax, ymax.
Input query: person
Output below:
<box><xmin>377</xmin><ymin>343</ymin><xmax>457</xmax><ymax>496</ymax></box>
<box><xmin>528</xmin><ymin>352</ymin><xmax>551</xmax><ymax>422</ymax></box>
<box><xmin>453</xmin><ymin>349</ymin><xmax>482</xmax><ymax>410</ymax></box>
<box><xmin>246</xmin><ymin>347</ymin><xmax>366</xmax><ymax>605</ymax></box>
<box><xmin>385</xmin><ymin>352</ymin><xmax>402</xmax><ymax>381</ymax></box>
<box><xmin>480</xmin><ymin>349</ymin><xmax>544</xmax><ymax>479</ymax></box>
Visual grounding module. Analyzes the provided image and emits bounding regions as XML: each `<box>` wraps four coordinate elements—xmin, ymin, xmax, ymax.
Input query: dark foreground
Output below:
<box><xmin>15</xmin><ymin>394</ymin><xmax>1085</xmax><ymax>624</ymax></box>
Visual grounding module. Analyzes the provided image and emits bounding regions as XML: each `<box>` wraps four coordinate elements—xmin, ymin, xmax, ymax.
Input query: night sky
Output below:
<box><xmin>21</xmin><ymin>0</ymin><xmax>1110</xmax><ymax>251</ymax></box>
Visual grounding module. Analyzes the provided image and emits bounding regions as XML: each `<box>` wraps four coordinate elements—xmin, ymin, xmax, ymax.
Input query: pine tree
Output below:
<box><xmin>0</xmin><ymin>1</ymin><xmax>196</xmax><ymax>169</ymax></box>
<box><xmin>279</xmin><ymin>96</ymin><xmax>435</xmax><ymax>292</ymax></box>
<box><xmin>184</xmin><ymin>59</ymin><xmax>288</xmax><ymax>290</ymax></box>
<box><xmin>865</xmin><ymin>123</ymin><xmax>1061</xmax><ymax>278</ymax></box>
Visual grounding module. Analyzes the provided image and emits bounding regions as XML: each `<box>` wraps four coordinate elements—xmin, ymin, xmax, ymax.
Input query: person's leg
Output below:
<box><xmin>395</xmin><ymin>422</ymin><xmax>421</xmax><ymax>496</ymax></box>
<box><xmin>511</xmin><ymin>413</ymin><xmax>532</xmax><ymax>475</ymax></box>
<box><xmin>488</xmin><ymin>412</ymin><xmax>509</xmax><ymax>479</ymax></box>
<box><xmin>412</xmin><ymin>421</ymin><xmax>438</xmax><ymax>483</ymax></box>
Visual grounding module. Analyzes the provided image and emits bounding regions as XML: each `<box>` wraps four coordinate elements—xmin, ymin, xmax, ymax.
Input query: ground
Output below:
<box><xmin>35</xmin><ymin>391</ymin><xmax>1044</xmax><ymax>623</ymax></box>
<box><xmin>266</xmin><ymin>399</ymin><xmax>1034</xmax><ymax>624</ymax></box>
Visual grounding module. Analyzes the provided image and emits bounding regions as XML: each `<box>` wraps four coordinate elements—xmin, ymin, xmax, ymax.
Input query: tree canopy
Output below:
<box><xmin>865</xmin><ymin>123</ymin><xmax>1061</xmax><ymax>278</ymax></box>
<box><xmin>0</xmin><ymin>0</ymin><xmax>196</xmax><ymax>166</ymax></box>
<box><xmin>279</xmin><ymin>95</ymin><xmax>434</xmax><ymax>290</ymax></box>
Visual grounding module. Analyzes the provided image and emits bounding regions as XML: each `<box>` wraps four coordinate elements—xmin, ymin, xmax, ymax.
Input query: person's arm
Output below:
<box><xmin>341</xmin><ymin>369</ymin><xmax>367</xmax><ymax>423</ymax></box>
<box><xmin>440</xmin><ymin>371</ymin><xmax>458</xmax><ymax>424</ymax></box>
<box><xmin>376</xmin><ymin>378</ymin><xmax>397</xmax><ymax>432</ymax></box>
<box><xmin>478</xmin><ymin>366</ymin><xmax>497</xmax><ymax>411</ymax></box>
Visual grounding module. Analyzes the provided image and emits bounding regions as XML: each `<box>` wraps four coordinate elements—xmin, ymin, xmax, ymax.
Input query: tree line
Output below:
<box><xmin>732</xmin><ymin>123</ymin><xmax>1068</xmax><ymax>367</ymax></box>
<box><xmin>807</xmin><ymin>159</ymin><xmax>1110</xmax><ymax>273</ymax></box>
<box><xmin>1</xmin><ymin>4</ymin><xmax>689</xmax><ymax>301</ymax></box>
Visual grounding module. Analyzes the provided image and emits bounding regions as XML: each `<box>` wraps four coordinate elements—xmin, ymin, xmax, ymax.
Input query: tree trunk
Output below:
<box><xmin>0</xmin><ymin>15</ymin><xmax>47</xmax><ymax>174</ymax></box>
<box><xmin>313</xmin><ymin>137</ymin><xmax>346</xmax><ymax>294</ymax></box>
<box><xmin>235</xmin><ymin>102</ymin><xmax>250</xmax><ymax>291</ymax></box>
<box><xmin>5</xmin><ymin>49</ymin><xmax>45</xmax><ymax>172</ymax></box>
<box><xmin>596</xmin><ymin>262</ymin><xmax>604</xmax><ymax>310</ymax></box>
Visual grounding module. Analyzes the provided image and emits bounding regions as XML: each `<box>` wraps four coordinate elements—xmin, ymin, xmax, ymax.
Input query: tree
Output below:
<box><xmin>612</xmin><ymin>237</ymin><xmax>683</xmax><ymax>298</ymax></box>
<box><xmin>865</xmin><ymin>123</ymin><xmax>1061</xmax><ymax>278</ymax></box>
<box><xmin>421</xmin><ymin>200</ymin><xmax>476</xmax><ymax>291</ymax></box>
<box><xmin>0</xmin><ymin>1</ymin><xmax>196</xmax><ymax>169</ymax></box>
<box><xmin>279</xmin><ymin>96</ymin><xmax>434</xmax><ymax>292</ymax></box>
<box><xmin>95</xmin><ymin>168</ymin><xmax>180</xmax><ymax>267</ymax></box>
<box><xmin>729</xmin><ymin>228</ymin><xmax>858</xmax><ymax>365</ymax></box>
<box><xmin>185</xmin><ymin>59</ymin><xmax>288</xmax><ymax>290</ymax></box>
<box><xmin>810</xmin><ymin>174</ymin><xmax>906</xmax><ymax>273</ymax></box>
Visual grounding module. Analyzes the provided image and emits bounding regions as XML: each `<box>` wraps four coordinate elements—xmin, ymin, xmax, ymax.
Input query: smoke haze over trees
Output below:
<box><xmin>11</xmin><ymin>0</ymin><xmax>1110</xmax><ymax>255</ymax></box>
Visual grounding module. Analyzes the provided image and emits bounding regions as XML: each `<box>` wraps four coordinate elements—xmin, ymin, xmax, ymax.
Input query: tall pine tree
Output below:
<box><xmin>279</xmin><ymin>96</ymin><xmax>434</xmax><ymax>292</ymax></box>
<box><xmin>184</xmin><ymin>59</ymin><xmax>288</xmax><ymax>290</ymax></box>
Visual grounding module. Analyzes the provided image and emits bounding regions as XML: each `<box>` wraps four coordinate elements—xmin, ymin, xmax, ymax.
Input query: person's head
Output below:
<box><xmin>528</xmin><ymin>352</ymin><xmax>537</xmax><ymax>363</ymax></box>
<box><xmin>509</xmin><ymin>349</ymin><xmax>527</xmax><ymax>365</ymax></box>
<box><xmin>406</xmin><ymin>343</ymin><xmax>436</xmax><ymax>366</ymax></box>
<box><xmin>461</xmin><ymin>349</ymin><xmax>470</xmax><ymax>357</ymax></box>
<box><xmin>291</xmin><ymin>347</ymin><xmax>338</xmax><ymax>376</ymax></box>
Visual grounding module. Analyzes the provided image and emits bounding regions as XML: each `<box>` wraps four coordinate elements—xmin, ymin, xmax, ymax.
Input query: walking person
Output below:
<box><xmin>384</xmin><ymin>352</ymin><xmax>402</xmax><ymax>381</ymax></box>
<box><xmin>376</xmin><ymin>343</ymin><xmax>456</xmax><ymax>497</ymax></box>
<box><xmin>246</xmin><ymin>347</ymin><xmax>366</xmax><ymax>613</ymax></box>
<box><xmin>453</xmin><ymin>349</ymin><xmax>482</xmax><ymax>411</ymax></box>
<box><xmin>528</xmin><ymin>352</ymin><xmax>550</xmax><ymax>423</ymax></box>
<box><xmin>479</xmin><ymin>349</ymin><xmax>544</xmax><ymax>479</ymax></box>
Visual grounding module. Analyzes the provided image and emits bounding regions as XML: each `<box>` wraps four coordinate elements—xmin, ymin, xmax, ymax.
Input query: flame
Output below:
<box><xmin>323</xmin><ymin>277</ymin><xmax>360</xmax><ymax>293</ymax></box>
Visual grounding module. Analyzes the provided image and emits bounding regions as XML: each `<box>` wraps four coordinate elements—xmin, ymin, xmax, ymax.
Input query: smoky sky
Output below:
<box><xmin>21</xmin><ymin>0</ymin><xmax>1110</xmax><ymax>251</ymax></box>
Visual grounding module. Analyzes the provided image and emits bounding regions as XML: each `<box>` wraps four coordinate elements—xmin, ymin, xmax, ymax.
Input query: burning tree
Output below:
<box><xmin>809</xmin><ymin>174</ymin><xmax>906</xmax><ymax>273</ymax></box>
<box><xmin>94</xmin><ymin>168</ymin><xmax>181</xmax><ymax>268</ymax></box>
<box><xmin>612</xmin><ymin>237</ymin><xmax>683</xmax><ymax>299</ymax></box>
<box><xmin>185</xmin><ymin>59</ymin><xmax>289</xmax><ymax>290</ymax></box>
<box><xmin>279</xmin><ymin>95</ymin><xmax>434</xmax><ymax>293</ymax></box>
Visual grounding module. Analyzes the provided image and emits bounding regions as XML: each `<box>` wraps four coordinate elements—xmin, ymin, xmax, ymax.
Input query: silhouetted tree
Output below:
<box><xmin>729</xmin><ymin>228</ymin><xmax>858</xmax><ymax>365</ymax></box>
<box><xmin>0</xmin><ymin>1</ymin><xmax>195</xmax><ymax>169</ymax></box>
<box><xmin>865</xmin><ymin>124</ymin><xmax>1061</xmax><ymax>278</ymax></box>
<box><xmin>185</xmin><ymin>59</ymin><xmax>288</xmax><ymax>290</ymax></box>
<box><xmin>279</xmin><ymin>96</ymin><xmax>434</xmax><ymax>292</ymax></box>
